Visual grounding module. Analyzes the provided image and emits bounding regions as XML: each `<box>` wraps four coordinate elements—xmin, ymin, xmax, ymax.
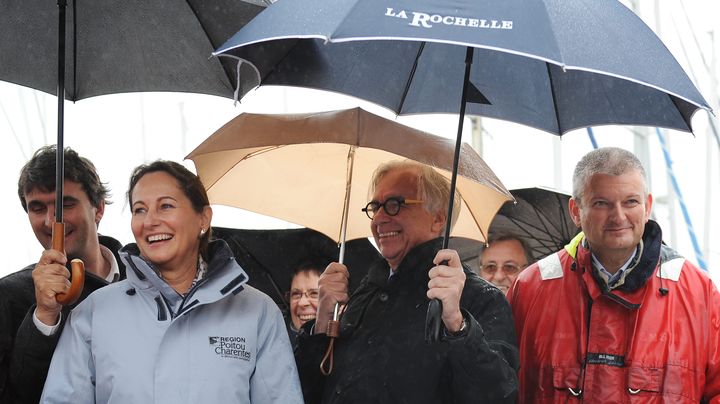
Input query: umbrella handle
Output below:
<box><xmin>425</xmin><ymin>258</ymin><xmax>449</xmax><ymax>343</ymax></box>
<box><xmin>425</xmin><ymin>298</ymin><xmax>443</xmax><ymax>343</ymax></box>
<box><xmin>52</xmin><ymin>222</ymin><xmax>85</xmax><ymax>305</ymax></box>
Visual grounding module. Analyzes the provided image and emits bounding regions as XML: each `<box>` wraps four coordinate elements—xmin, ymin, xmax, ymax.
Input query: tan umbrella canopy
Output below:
<box><xmin>186</xmin><ymin>107</ymin><xmax>512</xmax><ymax>245</ymax></box>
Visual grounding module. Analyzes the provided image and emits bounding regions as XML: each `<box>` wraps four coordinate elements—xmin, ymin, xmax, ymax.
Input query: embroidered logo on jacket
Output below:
<box><xmin>208</xmin><ymin>336</ymin><xmax>252</xmax><ymax>361</ymax></box>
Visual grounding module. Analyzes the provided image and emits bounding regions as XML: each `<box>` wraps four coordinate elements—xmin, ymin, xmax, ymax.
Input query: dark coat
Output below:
<box><xmin>295</xmin><ymin>238</ymin><xmax>519</xmax><ymax>404</ymax></box>
<box><xmin>0</xmin><ymin>235</ymin><xmax>126</xmax><ymax>404</ymax></box>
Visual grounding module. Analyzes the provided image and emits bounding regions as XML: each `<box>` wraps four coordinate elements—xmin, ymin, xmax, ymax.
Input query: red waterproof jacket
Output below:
<box><xmin>508</xmin><ymin>221</ymin><xmax>720</xmax><ymax>403</ymax></box>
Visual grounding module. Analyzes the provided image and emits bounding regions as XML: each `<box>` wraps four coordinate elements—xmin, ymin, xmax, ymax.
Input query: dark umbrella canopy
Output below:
<box><xmin>448</xmin><ymin>187</ymin><xmax>577</xmax><ymax>271</ymax></box>
<box><xmin>0</xmin><ymin>0</ymin><xmax>268</xmax><ymax>101</ymax></box>
<box><xmin>217</xmin><ymin>0</ymin><xmax>710</xmax><ymax>134</ymax></box>
<box><xmin>0</xmin><ymin>0</ymin><xmax>269</xmax><ymax>303</ymax></box>
<box><xmin>491</xmin><ymin>187</ymin><xmax>578</xmax><ymax>262</ymax></box>
<box><xmin>212</xmin><ymin>227</ymin><xmax>380</xmax><ymax>313</ymax></box>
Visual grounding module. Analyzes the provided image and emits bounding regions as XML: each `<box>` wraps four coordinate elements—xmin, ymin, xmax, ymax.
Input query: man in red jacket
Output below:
<box><xmin>508</xmin><ymin>147</ymin><xmax>720</xmax><ymax>403</ymax></box>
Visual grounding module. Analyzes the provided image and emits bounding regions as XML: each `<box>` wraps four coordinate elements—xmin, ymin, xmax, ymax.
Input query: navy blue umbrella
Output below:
<box><xmin>217</xmin><ymin>0</ymin><xmax>710</xmax><ymax>135</ymax></box>
<box><xmin>214</xmin><ymin>0</ymin><xmax>711</xmax><ymax>343</ymax></box>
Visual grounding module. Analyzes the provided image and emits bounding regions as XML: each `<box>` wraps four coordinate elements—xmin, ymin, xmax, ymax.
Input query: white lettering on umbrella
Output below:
<box><xmin>387</xmin><ymin>10</ymin><xmax>512</xmax><ymax>30</ymax></box>
<box><xmin>385</xmin><ymin>8</ymin><xmax>408</xmax><ymax>19</ymax></box>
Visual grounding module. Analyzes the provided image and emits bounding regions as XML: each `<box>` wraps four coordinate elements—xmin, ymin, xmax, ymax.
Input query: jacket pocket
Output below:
<box><xmin>627</xmin><ymin>365</ymin><xmax>697</xmax><ymax>402</ymax></box>
<box><xmin>536</xmin><ymin>366</ymin><xmax>582</xmax><ymax>394</ymax></box>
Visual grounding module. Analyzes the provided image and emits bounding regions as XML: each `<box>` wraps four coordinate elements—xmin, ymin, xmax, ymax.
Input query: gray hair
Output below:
<box><xmin>368</xmin><ymin>160</ymin><xmax>461</xmax><ymax>230</ymax></box>
<box><xmin>572</xmin><ymin>147</ymin><xmax>648</xmax><ymax>205</ymax></box>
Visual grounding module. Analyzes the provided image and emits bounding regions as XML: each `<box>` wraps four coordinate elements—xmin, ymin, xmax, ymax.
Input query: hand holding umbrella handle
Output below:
<box><xmin>52</xmin><ymin>222</ymin><xmax>85</xmax><ymax>305</ymax></box>
<box><xmin>425</xmin><ymin>259</ymin><xmax>448</xmax><ymax>344</ymax></box>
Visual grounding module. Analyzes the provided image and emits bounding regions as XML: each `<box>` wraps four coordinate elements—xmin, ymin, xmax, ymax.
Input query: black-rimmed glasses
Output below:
<box><xmin>361</xmin><ymin>197</ymin><xmax>424</xmax><ymax>219</ymax></box>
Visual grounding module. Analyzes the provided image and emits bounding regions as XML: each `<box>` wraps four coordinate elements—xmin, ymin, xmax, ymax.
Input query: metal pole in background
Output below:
<box><xmin>657</xmin><ymin>128</ymin><xmax>708</xmax><ymax>270</ymax></box>
<box><xmin>704</xmin><ymin>31</ymin><xmax>717</xmax><ymax>264</ymax></box>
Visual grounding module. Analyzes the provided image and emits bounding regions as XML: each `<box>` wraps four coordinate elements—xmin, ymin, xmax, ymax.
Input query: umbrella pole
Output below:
<box><xmin>442</xmin><ymin>46</ymin><xmax>475</xmax><ymax>247</ymax></box>
<box><xmin>320</xmin><ymin>146</ymin><xmax>356</xmax><ymax>375</ymax></box>
<box><xmin>56</xmin><ymin>0</ymin><xmax>66</xmax><ymax>225</ymax></box>
<box><xmin>337</xmin><ymin>146</ymin><xmax>356</xmax><ymax>264</ymax></box>
<box><xmin>53</xmin><ymin>0</ymin><xmax>85</xmax><ymax>306</ymax></box>
<box><xmin>427</xmin><ymin>47</ymin><xmax>475</xmax><ymax>344</ymax></box>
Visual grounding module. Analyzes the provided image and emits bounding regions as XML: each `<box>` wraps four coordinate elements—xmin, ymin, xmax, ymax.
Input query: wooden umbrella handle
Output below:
<box><xmin>52</xmin><ymin>222</ymin><xmax>85</xmax><ymax>305</ymax></box>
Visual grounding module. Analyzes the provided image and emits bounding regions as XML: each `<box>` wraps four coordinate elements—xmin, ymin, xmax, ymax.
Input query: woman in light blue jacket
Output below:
<box><xmin>41</xmin><ymin>160</ymin><xmax>303</xmax><ymax>404</ymax></box>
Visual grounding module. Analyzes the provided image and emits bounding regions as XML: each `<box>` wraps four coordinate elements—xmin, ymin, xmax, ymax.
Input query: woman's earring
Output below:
<box><xmin>199</xmin><ymin>228</ymin><xmax>206</xmax><ymax>237</ymax></box>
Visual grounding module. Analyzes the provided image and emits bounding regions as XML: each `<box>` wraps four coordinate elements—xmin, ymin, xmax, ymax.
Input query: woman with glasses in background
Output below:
<box><xmin>286</xmin><ymin>261</ymin><xmax>322</xmax><ymax>347</ymax></box>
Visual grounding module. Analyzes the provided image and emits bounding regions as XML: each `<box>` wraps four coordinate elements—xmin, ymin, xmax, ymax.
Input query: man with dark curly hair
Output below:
<box><xmin>0</xmin><ymin>146</ymin><xmax>126</xmax><ymax>403</ymax></box>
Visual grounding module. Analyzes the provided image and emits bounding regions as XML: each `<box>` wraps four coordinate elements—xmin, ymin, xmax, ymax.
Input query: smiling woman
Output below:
<box><xmin>40</xmin><ymin>160</ymin><xmax>304</xmax><ymax>404</ymax></box>
<box><xmin>128</xmin><ymin>163</ymin><xmax>213</xmax><ymax>294</ymax></box>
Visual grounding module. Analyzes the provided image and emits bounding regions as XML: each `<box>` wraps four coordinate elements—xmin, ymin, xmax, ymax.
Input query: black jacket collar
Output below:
<box><xmin>367</xmin><ymin>238</ymin><xmax>443</xmax><ymax>290</ymax></box>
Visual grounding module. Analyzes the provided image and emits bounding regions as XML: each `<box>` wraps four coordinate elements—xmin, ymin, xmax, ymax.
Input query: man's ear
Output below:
<box><xmin>430</xmin><ymin>210</ymin><xmax>446</xmax><ymax>235</ymax></box>
<box><xmin>644</xmin><ymin>193</ymin><xmax>653</xmax><ymax>223</ymax></box>
<box><xmin>568</xmin><ymin>198</ymin><xmax>582</xmax><ymax>229</ymax></box>
<box><xmin>95</xmin><ymin>200</ymin><xmax>105</xmax><ymax>227</ymax></box>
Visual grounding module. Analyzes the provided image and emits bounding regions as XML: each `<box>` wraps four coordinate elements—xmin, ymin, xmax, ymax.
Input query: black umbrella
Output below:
<box><xmin>449</xmin><ymin>188</ymin><xmax>577</xmax><ymax>271</ymax></box>
<box><xmin>213</xmin><ymin>0</ymin><xmax>710</xmax><ymax>342</ymax></box>
<box><xmin>491</xmin><ymin>187</ymin><xmax>578</xmax><ymax>263</ymax></box>
<box><xmin>0</xmin><ymin>0</ymin><xmax>267</xmax><ymax>101</ymax></box>
<box><xmin>0</xmin><ymin>0</ymin><xmax>268</xmax><ymax>304</ymax></box>
<box><xmin>211</xmin><ymin>227</ymin><xmax>380</xmax><ymax>313</ymax></box>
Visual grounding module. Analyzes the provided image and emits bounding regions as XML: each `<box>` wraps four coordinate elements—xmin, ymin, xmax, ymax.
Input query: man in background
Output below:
<box><xmin>478</xmin><ymin>233</ymin><xmax>532</xmax><ymax>294</ymax></box>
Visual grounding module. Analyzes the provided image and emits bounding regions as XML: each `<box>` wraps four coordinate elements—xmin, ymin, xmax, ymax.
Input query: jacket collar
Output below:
<box><xmin>367</xmin><ymin>237</ymin><xmax>442</xmax><ymax>290</ymax></box>
<box><xmin>119</xmin><ymin>239</ymin><xmax>248</xmax><ymax>317</ymax></box>
<box><xmin>574</xmin><ymin>220</ymin><xmax>663</xmax><ymax>308</ymax></box>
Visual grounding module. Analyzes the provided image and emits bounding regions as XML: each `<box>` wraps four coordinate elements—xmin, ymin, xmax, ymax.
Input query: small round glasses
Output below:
<box><xmin>361</xmin><ymin>197</ymin><xmax>424</xmax><ymax>219</ymax></box>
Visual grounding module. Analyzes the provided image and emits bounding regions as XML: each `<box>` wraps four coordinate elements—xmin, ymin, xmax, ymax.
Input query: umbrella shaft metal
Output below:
<box><xmin>338</xmin><ymin>146</ymin><xmax>357</xmax><ymax>264</ymax></box>
<box><xmin>442</xmin><ymin>47</ymin><xmax>474</xmax><ymax>248</ymax></box>
<box><xmin>55</xmin><ymin>0</ymin><xmax>67</xmax><ymax>223</ymax></box>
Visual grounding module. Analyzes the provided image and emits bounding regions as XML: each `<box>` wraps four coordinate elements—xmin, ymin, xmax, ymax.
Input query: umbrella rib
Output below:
<box><xmin>202</xmin><ymin>146</ymin><xmax>284</xmax><ymax>191</ymax></box>
<box><xmin>505</xmin><ymin>216</ymin><xmax>563</xmax><ymax>251</ymax></box>
<box><xmin>527</xmin><ymin>202</ymin><xmax>565</xmax><ymax>242</ymax></box>
<box><xmin>396</xmin><ymin>42</ymin><xmax>426</xmax><ymax>113</ymax></box>
<box><xmin>545</xmin><ymin>63</ymin><xmax>563</xmax><ymax>135</ymax></box>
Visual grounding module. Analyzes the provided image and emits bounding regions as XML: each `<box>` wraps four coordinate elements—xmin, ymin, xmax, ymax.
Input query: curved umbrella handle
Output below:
<box><xmin>52</xmin><ymin>222</ymin><xmax>85</xmax><ymax>305</ymax></box>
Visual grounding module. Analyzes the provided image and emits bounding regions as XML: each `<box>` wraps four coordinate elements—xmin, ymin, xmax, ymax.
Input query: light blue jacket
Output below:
<box><xmin>41</xmin><ymin>240</ymin><xmax>302</xmax><ymax>404</ymax></box>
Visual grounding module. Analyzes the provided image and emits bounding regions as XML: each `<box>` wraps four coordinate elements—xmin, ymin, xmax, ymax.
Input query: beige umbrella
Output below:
<box><xmin>186</xmin><ymin>107</ymin><xmax>512</xmax><ymax>251</ymax></box>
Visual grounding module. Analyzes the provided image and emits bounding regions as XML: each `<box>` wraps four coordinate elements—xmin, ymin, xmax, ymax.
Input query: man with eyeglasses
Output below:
<box><xmin>295</xmin><ymin>160</ymin><xmax>518</xmax><ymax>404</ymax></box>
<box><xmin>479</xmin><ymin>233</ymin><xmax>532</xmax><ymax>295</ymax></box>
